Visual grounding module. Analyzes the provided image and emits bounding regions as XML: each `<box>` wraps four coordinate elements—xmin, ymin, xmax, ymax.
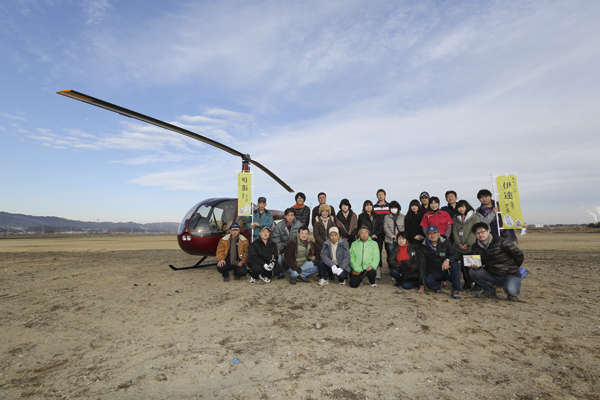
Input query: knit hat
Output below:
<box><xmin>358</xmin><ymin>225</ymin><xmax>370</xmax><ymax>234</ymax></box>
<box><xmin>339</xmin><ymin>198</ymin><xmax>351</xmax><ymax>209</ymax></box>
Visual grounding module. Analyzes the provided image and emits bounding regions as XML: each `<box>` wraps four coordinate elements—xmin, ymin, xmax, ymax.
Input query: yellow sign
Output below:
<box><xmin>237</xmin><ymin>172</ymin><xmax>252</xmax><ymax>216</ymax></box>
<box><xmin>496</xmin><ymin>175</ymin><xmax>524</xmax><ymax>229</ymax></box>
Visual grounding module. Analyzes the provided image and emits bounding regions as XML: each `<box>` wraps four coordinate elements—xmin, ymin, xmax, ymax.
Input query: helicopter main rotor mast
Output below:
<box><xmin>56</xmin><ymin>89</ymin><xmax>294</xmax><ymax>193</ymax></box>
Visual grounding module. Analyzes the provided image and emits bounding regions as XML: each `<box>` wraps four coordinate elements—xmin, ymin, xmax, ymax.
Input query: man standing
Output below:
<box><xmin>469</xmin><ymin>222</ymin><xmax>525</xmax><ymax>301</ymax></box>
<box><xmin>349</xmin><ymin>226</ymin><xmax>380</xmax><ymax>288</ymax></box>
<box><xmin>419</xmin><ymin>191</ymin><xmax>431</xmax><ymax>212</ymax></box>
<box><xmin>420</xmin><ymin>197</ymin><xmax>453</xmax><ymax>239</ymax></box>
<box><xmin>292</xmin><ymin>192</ymin><xmax>311</xmax><ymax>228</ymax></box>
<box><xmin>417</xmin><ymin>226</ymin><xmax>462</xmax><ymax>299</ymax></box>
<box><xmin>247</xmin><ymin>196</ymin><xmax>274</xmax><ymax>241</ymax></box>
<box><xmin>283</xmin><ymin>226</ymin><xmax>318</xmax><ymax>285</ymax></box>
<box><xmin>441</xmin><ymin>190</ymin><xmax>458</xmax><ymax>219</ymax></box>
<box><xmin>215</xmin><ymin>222</ymin><xmax>249</xmax><ymax>282</ymax></box>
<box><xmin>272</xmin><ymin>208</ymin><xmax>303</xmax><ymax>278</ymax></box>
<box><xmin>247</xmin><ymin>226</ymin><xmax>279</xmax><ymax>283</ymax></box>
<box><xmin>317</xmin><ymin>227</ymin><xmax>351</xmax><ymax>285</ymax></box>
<box><xmin>476</xmin><ymin>189</ymin><xmax>518</xmax><ymax>244</ymax></box>
<box><xmin>312</xmin><ymin>192</ymin><xmax>336</xmax><ymax>228</ymax></box>
<box><xmin>372</xmin><ymin>189</ymin><xmax>389</xmax><ymax>279</ymax></box>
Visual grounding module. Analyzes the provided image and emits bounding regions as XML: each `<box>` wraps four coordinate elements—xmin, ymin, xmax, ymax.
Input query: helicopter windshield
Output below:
<box><xmin>181</xmin><ymin>199</ymin><xmax>238</xmax><ymax>237</ymax></box>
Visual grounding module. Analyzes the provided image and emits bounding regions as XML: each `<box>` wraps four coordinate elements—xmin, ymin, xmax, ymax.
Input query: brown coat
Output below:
<box><xmin>215</xmin><ymin>234</ymin><xmax>249</xmax><ymax>264</ymax></box>
<box><xmin>283</xmin><ymin>236</ymin><xmax>315</xmax><ymax>271</ymax></box>
<box><xmin>313</xmin><ymin>215</ymin><xmax>336</xmax><ymax>261</ymax></box>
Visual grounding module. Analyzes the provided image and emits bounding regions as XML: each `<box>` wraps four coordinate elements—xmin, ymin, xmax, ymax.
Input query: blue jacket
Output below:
<box><xmin>247</xmin><ymin>209</ymin><xmax>274</xmax><ymax>240</ymax></box>
<box><xmin>320</xmin><ymin>238</ymin><xmax>351</xmax><ymax>272</ymax></box>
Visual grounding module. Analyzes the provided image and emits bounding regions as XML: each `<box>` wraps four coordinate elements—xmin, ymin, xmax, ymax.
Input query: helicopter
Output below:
<box><xmin>56</xmin><ymin>89</ymin><xmax>294</xmax><ymax>270</ymax></box>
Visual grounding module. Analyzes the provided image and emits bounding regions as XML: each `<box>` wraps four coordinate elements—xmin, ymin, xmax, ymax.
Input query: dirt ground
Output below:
<box><xmin>1</xmin><ymin>231</ymin><xmax>599</xmax><ymax>399</ymax></box>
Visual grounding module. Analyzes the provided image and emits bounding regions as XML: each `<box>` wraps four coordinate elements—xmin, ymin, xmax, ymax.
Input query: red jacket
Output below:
<box><xmin>420</xmin><ymin>210</ymin><xmax>453</xmax><ymax>238</ymax></box>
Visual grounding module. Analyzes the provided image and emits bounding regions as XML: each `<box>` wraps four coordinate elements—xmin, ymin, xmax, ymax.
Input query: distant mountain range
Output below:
<box><xmin>0</xmin><ymin>211</ymin><xmax>179</xmax><ymax>234</ymax></box>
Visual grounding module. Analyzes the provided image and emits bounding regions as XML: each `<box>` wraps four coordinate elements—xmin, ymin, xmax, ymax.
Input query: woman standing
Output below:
<box><xmin>452</xmin><ymin>200</ymin><xmax>480</xmax><ymax>289</ymax></box>
<box><xmin>358</xmin><ymin>200</ymin><xmax>384</xmax><ymax>278</ymax></box>
<box><xmin>404</xmin><ymin>199</ymin><xmax>425</xmax><ymax>248</ymax></box>
<box><xmin>313</xmin><ymin>204</ymin><xmax>336</xmax><ymax>262</ymax></box>
<box><xmin>383</xmin><ymin>201</ymin><xmax>405</xmax><ymax>256</ymax></box>
<box><xmin>336</xmin><ymin>199</ymin><xmax>358</xmax><ymax>245</ymax></box>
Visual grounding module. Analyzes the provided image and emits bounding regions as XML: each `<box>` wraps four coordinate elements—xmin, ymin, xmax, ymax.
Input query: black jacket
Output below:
<box><xmin>417</xmin><ymin>238</ymin><xmax>460</xmax><ymax>285</ymax></box>
<box><xmin>404</xmin><ymin>213</ymin><xmax>424</xmax><ymax>246</ymax></box>
<box><xmin>471</xmin><ymin>234</ymin><xmax>524</xmax><ymax>277</ymax></box>
<box><xmin>388</xmin><ymin>243</ymin><xmax>419</xmax><ymax>281</ymax></box>
<box><xmin>358</xmin><ymin>212</ymin><xmax>383</xmax><ymax>239</ymax></box>
<box><xmin>293</xmin><ymin>206</ymin><xmax>311</xmax><ymax>228</ymax></box>
<box><xmin>248</xmin><ymin>237</ymin><xmax>278</xmax><ymax>265</ymax></box>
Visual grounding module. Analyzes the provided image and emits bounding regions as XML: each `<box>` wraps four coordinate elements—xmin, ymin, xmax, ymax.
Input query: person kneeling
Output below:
<box><xmin>216</xmin><ymin>222</ymin><xmax>249</xmax><ymax>282</ymax></box>
<box><xmin>388</xmin><ymin>232</ymin><xmax>419</xmax><ymax>289</ymax></box>
<box><xmin>417</xmin><ymin>226</ymin><xmax>462</xmax><ymax>299</ymax></box>
<box><xmin>469</xmin><ymin>222</ymin><xmax>525</xmax><ymax>302</ymax></box>
<box><xmin>247</xmin><ymin>226</ymin><xmax>280</xmax><ymax>283</ymax></box>
<box><xmin>283</xmin><ymin>226</ymin><xmax>318</xmax><ymax>285</ymax></box>
<box><xmin>349</xmin><ymin>226</ymin><xmax>380</xmax><ymax>288</ymax></box>
<box><xmin>317</xmin><ymin>227</ymin><xmax>351</xmax><ymax>285</ymax></box>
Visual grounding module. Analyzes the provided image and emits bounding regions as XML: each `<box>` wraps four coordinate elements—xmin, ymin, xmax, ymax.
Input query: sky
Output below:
<box><xmin>1</xmin><ymin>0</ymin><xmax>599</xmax><ymax>225</ymax></box>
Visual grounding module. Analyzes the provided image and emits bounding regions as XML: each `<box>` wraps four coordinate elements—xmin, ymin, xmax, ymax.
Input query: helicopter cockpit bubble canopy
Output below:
<box><xmin>179</xmin><ymin>198</ymin><xmax>240</xmax><ymax>237</ymax></box>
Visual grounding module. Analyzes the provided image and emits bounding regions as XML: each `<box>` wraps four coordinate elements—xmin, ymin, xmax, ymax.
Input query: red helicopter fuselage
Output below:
<box><xmin>177</xmin><ymin>198</ymin><xmax>284</xmax><ymax>256</ymax></box>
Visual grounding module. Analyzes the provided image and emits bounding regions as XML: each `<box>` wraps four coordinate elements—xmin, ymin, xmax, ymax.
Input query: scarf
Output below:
<box><xmin>292</xmin><ymin>204</ymin><xmax>306</xmax><ymax>210</ymax></box>
<box><xmin>396</xmin><ymin>242</ymin><xmax>410</xmax><ymax>263</ymax></box>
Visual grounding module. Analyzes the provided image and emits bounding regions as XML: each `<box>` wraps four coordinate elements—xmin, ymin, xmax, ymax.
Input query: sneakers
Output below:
<box><xmin>475</xmin><ymin>290</ymin><xmax>498</xmax><ymax>299</ymax></box>
<box><xmin>507</xmin><ymin>295</ymin><xmax>519</xmax><ymax>302</ymax></box>
<box><xmin>442</xmin><ymin>281</ymin><xmax>449</xmax><ymax>289</ymax></box>
<box><xmin>223</xmin><ymin>276</ymin><xmax>230</xmax><ymax>282</ymax></box>
<box><xmin>259</xmin><ymin>274</ymin><xmax>271</xmax><ymax>283</ymax></box>
<box><xmin>249</xmin><ymin>277</ymin><xmax>256</xmax><ymax>283</ymax></box>
<box><xmin>296</xmin><ymin>276</ymin><xmax>311</xmax><ymax>283</ymax></box>
<box><xmin>451</xmin><ymin>290</ymin><xmax>461</xmax><ymax>299</ymax></box>
<box><xmin>435</xmin><ymin>289</ymin><xmax>442</xmax><ymax>293</ymax></box>
<box><xmin>339</xmin><ymin>280</ymin><xmax>346</xmax><ymax>285</ymax></box>
<box><xmin>471</xmin><ymin>284</ymin><xmax>483</xmax><ymax>292</ymax></box>
<box><xmin>289</xmin><ymin>278</ymin><xmax>296</xmax><ymax>285</ymax></box>
<box><xmin>318</xmin><ymin>278</ymin><xmax>329</xmax><ymax>286</ymax></box>
<box><xmin>370</xmin><ymin>283</ymin><xmax>377</xmax><ymax>287</ymax></box>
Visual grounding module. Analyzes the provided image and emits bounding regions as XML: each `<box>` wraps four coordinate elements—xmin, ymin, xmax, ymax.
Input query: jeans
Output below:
<box><xmin>390</xmin><ymin>268</ymin><xmax>419</xmax><ymax>289</ymax></box>
<box><xmin>423</xmin><ymin>261</ymin><xmax>462</xmax><ymax>291</ymax></box>
<box><xmin>288</xmin><ymin>261</ymin><xmax>318</xmax><ymax>279</ymax></box>
<box><xmin>316</xmin><ymin>260</ymin><xmax>349</xmax><ymax>283</ymax></box>
<box><xmin>277</xmin><ymin>254</ymin><xmax>285</xmax><ymax>277</ymax></box>
<box><xmin>469</xmin><ymin>268</ymin><xmax>521</xmax><ymax>296</ymax></box>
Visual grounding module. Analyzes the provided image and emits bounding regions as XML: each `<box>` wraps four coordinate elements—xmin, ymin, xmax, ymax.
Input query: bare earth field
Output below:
<box><xmin>1</xmin><ymin>231</ymin><xmax>599</xmax><ymax>399</ymax></box>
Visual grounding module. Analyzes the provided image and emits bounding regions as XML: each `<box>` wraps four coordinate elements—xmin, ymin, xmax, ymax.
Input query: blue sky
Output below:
<box><xmin>1</xmin><ymin>0</ymin><xmax>599</xmax><ymax>225</ymax></box>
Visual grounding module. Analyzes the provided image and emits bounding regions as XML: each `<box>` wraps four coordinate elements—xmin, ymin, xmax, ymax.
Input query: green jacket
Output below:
<box><xmin>349</xmin><ymin>237</ymin><xmax>380</xmax><ymax>273</ymax></box>
<box><xmin>452</xmin><ymin>211</ymin><xmax>480</xmax><ymax>254</ymax></box>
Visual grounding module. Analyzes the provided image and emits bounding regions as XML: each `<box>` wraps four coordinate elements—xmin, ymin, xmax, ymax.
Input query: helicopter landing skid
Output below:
<box><xmin>169</xmin><ymin>256</ymin><xmax>218</xmax><ymax>271</ymax></box>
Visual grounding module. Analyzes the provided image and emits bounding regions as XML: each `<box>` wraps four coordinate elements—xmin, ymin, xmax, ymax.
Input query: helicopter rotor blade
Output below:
<box><xmin>56</xmin><ymin>89</ymin><xmax>294</xmax><ymax>193</ymax></box>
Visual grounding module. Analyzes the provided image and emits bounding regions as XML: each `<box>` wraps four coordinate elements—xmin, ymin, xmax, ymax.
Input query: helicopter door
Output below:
<box><xmin>186</xmin><ymin>199</ymin><xmax>237</xmax><ymax>237</ymax></box>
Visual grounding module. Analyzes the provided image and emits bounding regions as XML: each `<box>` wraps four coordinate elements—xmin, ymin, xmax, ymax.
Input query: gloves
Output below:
<box><xmin>331</xmin><ymin>266</ymin><xmax>342</xmax><ymax>276</ymax></box>
<box><xmin>264</xmin><ymin>263</ymin><xmax>273</xmax><ymax>271</ymax></box>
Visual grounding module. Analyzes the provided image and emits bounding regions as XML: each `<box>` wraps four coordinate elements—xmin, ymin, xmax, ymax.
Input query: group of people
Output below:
<box><xmin>215</xmin><ymin>189</ymin><xmax>526</xmax><ymax>302</ymax></box>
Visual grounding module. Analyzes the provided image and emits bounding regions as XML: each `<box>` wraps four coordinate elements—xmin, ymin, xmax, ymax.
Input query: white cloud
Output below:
<box><xmin>1</xmin><ymin>112</ymin><xmax>26</xmax><ymax>121</ymax></box>
<box><xmin>82</xmin><ymin>0</ymin><xmax>111</xmax><ymax>25</ymax></box>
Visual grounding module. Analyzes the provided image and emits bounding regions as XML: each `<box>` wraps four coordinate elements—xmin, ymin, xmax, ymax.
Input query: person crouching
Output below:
<box><xmin>349</xmin><ymin>226</ymin><xmax>380</xmax><ymax>288</ymax></box>
<box><xmin>388</xmin><ymin>231</ymin><xmax>419</xmax><ymax>289</ymax></box>
<box><xmin>417</xmin><ymin>226</ymin><xmax>462</xmax><ymax>299</ymax></box>
<box><xmin>247</xmin><ymin>226</ymin><xmax>279</xmax><ymax>283</ymax></box>
<box><xmin>317</xmin><ymin>227</ymin><xmax>351</xmax><ymax>285</ymax></box>
<box><xmin>283</xmin><ymin>226</ymin><xmax>318</xmax><ymax>285</ymax></box>
<box><xmin>215</xmin><ymin>222</ymin><xmax>249</xmax><ymax>282</ymax></box>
